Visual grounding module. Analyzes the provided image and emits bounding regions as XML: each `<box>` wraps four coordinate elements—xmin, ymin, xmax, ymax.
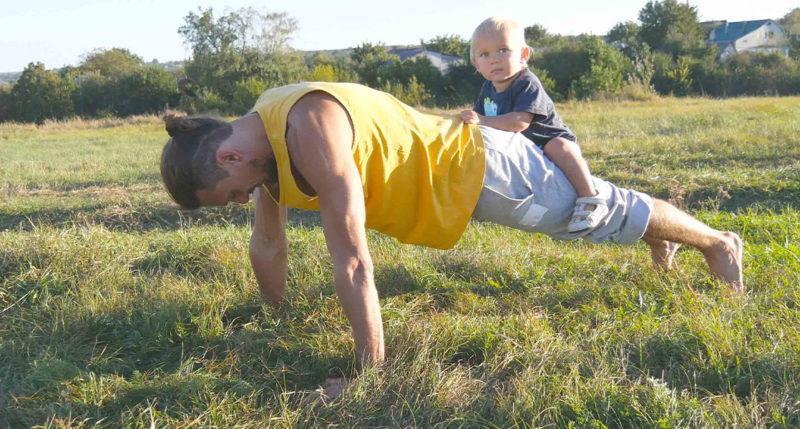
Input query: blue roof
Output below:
<box><xmin>710</xmin><ymin>20</ymin><xmax>771</xmax><ymax>43</ymax></box>
<box><xmin>390</xmin><ymin>47</ymin><xmax>425</xmax><ymax>62</ymax></box>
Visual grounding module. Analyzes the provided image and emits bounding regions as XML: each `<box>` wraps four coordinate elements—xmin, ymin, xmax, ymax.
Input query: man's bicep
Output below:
<box><xmin>285</xmin><ymin>91</ymin><xmax>367</xmax><ymax>258</ymax></box>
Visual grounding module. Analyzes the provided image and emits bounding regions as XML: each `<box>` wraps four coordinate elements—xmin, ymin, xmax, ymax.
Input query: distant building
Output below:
<box><xmin>388</xmin><ymin>46</ymin><xmax>464</xmax><ymax>73</ymax></box>
<box><xmin>706</xmin><ymin>19</ymin><xmax>790</xmax><ymax>59</ymax></box>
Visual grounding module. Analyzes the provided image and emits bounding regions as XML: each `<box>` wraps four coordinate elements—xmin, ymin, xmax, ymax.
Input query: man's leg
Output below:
<box><xmin>642</xmin><ymin>199</ymin><xmax>743</xmax><ymax>289</ymax></box>
<box><xmin>642</xmin><ymin>235</ymin><xmax>681</xmax><ymax>270</ymax></box>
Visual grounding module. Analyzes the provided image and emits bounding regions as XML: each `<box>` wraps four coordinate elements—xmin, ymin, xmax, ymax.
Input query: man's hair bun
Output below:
<box><xmin>163</xmin><ymin>111</ymin><xmax>194</xmax><ymax>137</ymax></box>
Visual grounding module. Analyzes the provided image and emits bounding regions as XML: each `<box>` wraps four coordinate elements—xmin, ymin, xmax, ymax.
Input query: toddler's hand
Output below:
<box><xmin>460</xmin><ymin>110</ymin><xmax>480</xmax><ymax>124</ymax></box>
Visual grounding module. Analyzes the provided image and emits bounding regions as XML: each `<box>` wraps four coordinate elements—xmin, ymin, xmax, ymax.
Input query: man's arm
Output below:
<box><xmin>286</xmin><ymin>92</ymin><xmax>385</xmax><ymax>367</ymax></box>
<box><xmin>249</xmin><ymin>187</ymin><xmax>288</xmax><ymax>308</ymax></box>
<box><xmin>462</xmin><ymin>110</ymin><xmax>534</xmax><ymax>132</ymax></box>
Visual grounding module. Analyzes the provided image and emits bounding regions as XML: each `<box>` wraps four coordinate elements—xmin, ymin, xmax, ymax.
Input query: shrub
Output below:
<box><xmin>309</xmin><ymin>64</ymin><xmax>337</xmax><ymax>82</ymax></box>
<box><xmin>179</xmin><ymin>88</ymin><xmax>227</xmax><ymax>114</ymax></box>
<box><xmin>230</xmin><ymin>77</ymin><xmax>267</xmax><ymax>114</ymax></box>
<box><xmin>381</xmin><ymin>76</ymin><xmax>431</xmax><ymax>106</ymax></box>
<box><xmin>0</xmin><ymin>84</ymin><xmax>12</xmax><ymax>122</ymax></box>
<box><xmin>114</xmin><ymin>66</ymin><xmax>179</xmax><ymax>116</ymax></box>
<box><xmin>9</xmin><ymin>62</ymin><xmax>75</xmax><ymax>124</ymax></box>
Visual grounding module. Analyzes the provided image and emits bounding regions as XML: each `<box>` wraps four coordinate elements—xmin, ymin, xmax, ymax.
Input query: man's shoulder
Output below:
<box><xmin>287</xmin><ymin>91</ymin><xmax>344</xmax><ymax>122</ymax></box>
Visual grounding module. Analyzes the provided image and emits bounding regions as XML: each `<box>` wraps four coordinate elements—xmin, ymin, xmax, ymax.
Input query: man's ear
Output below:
<box><xmin>216</xmin><ymin>148</ymin><xmax>243</xmax><ymax>166</ymax></box>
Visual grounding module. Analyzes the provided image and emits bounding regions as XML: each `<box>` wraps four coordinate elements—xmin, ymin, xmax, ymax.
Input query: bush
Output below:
<box><xmin>9</xmin><ymin>62</ymin><xmax>74</xmax><ymax>124</ymax></box>
<box><xmin>179</xmin><ymin>88</ymin><xmax>227</xmax><ymax>114</ymax></box>
<box><xmin>71</xmin><ymin>72</ymin><xmax>112</xmax><ymax>117</ymax></box>
<box><xmin>114</xmin><ymin>66</ymin><xmax>179</xmax><ymax>116</ymax></box>
<box><xmin>534</xmin><ymin>38</ymin><xmax>590</xmax><ymax>100</ymax></box>
<box><xmin>724</xmin><ymin>52</ymin><xmax>800</xmax><ymax>96</ymax></box>
<box><xmin>230</xmin><ymin>77</ymin><xmax>267</xmax><ymax>114</ymax></box>
<box><xmin>380</xmin><ymin>76</ymin><xmax>431</xmax><ymax>106</ymax></box>
<box><xmin>309</xmin><ymin>64</ymin><xmax>337</xmax><ymax>82</ymax></box>
<box><xmin>536</xmin><ymin>36</ymin><xmax>633</xmax><ymax>100</ymax></box>
<box><xmin>569</xmin><ymin>37</ymin><xmax>633</xmax><ymax>99</ymax></box>
<box><xmin>0</xmin><ymin>84</ymin><xmax>12</xmax><ymax>122</ymax></box>
<box><xmin>438</xmin><ymin>64</ymin><xmax>484</xmax><ymax>107</ymax></box>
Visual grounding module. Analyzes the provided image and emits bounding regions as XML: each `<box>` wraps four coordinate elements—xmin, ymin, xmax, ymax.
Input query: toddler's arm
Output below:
<box><xmin>460</xmin><ymin>110</ymin><xmax>533</xmax><ymax>133</ymax></box>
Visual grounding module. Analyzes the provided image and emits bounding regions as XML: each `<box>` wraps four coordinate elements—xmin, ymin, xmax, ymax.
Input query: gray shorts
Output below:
<box><xmin>472</xmin><ymin>126</ymin><xmax>653</xmax><ymax>244</ymax></box>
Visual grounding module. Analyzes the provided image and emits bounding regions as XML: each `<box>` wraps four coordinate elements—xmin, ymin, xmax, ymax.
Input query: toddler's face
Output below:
<box><xmin>472</xmin><ymin>30</ymin><xmax>529</xmax><ymax>88</ymax></box>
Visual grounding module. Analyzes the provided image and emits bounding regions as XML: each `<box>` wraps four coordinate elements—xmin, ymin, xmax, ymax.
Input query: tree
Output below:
<box><xmin>638</xmin><ymin>0</ymin><xmax>704</xmax><ymax>57</ymax></box>
<box><xmin>389</xmin><ymin>56</ymin><xmax>443</xmax><ymax>99</ymax></box>
<box><xmin>178</xmin><ymin>6</ymin><xmax>304</xmax><ymax>112</ymax></box>
<box><xmin>533</xmin><ymin>38</ymin><xmax>591</xmax><ymax>100</ymax></box>
<box><xmin>422</xmin><ymin>34</ymin><xmax>469</xmax><ymax>59</ymax></box>
<box><xmin>569</xmin><ymin>37</ymin><xmax>633</xmax><ymax>99</ymax></box>
<box><xmin>779</xmin><ymin>8</ymin><xmax>800</xmax><ymax>35</ymax></box>
<box><xmin>607</xmin><ymin>21</ymin><xmax>640</xmax><ymax>46</ymax></box>
<box><xmin>309</xmin><ymin>64</ymin><xmax>337</xmax><ymax>82</ymax></box>
<box><xmin>230</xmin><ymin>77</ymin><xmax>267</xmax><ymax>114</ymax></box>
<box><xmin>0</xmin><ymin>84</ymin><xmax>12</xmax><ymax>122</ymax></box>
<box><xmin>179</xmin><ymin>7</ymin><xmax>298</xmax><ymax>57</ymax></box>
<box><xmin>178</xmin><ymin>8</ymin><xmax>238</xmax><ymax>57</ymax></box>
<box><xmin>114</xmin><ymin>66</ymin><xmax>179</xmax><ymax>116</ymax></box>
<box><xmin>524</xmin><ymin>24</ymin><xmax>552</xmax><ymax>47</ymax></box>
<box><xmin>80</xmin><ymin>48</ymin><xmax>143</xmax><ymax>77</ymax></box>
<box><xmin>380</xmin><ymin>76</ymin><xmax>430</xmax><ymax>106</ymax></box>
<box><xmin>780</xmin><ymin>8</ymin><xmax>800</xmax><ymax>58</ymax></box>
<box><xmin>308</xmin><ymin>53</ymin><xmax>358</xmax><ymax>83</ymax></box>
<box><xmin>439</xmin><ymin>63</ymin><xmax>483</xmax><ymax>106</ymax></box>
<box><xmin>350</xmin><ymin>43</ymin><xmax>399</xmax><ymax>87</ymax></box>
<box><xmin>9</xmin><ymin>62</ymin><xmax>74</xmax><ymax>123</ymax></box>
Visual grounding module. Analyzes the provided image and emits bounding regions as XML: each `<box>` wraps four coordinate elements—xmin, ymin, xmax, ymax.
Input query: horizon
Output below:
<box><xmin>1</xmin><ymin>0</ymin><xmax>798</xmax><ymax>74</ymax></box>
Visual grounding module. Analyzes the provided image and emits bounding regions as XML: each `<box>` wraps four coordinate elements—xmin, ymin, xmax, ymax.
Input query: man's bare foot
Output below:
<box><xmin>648</xmin><ymin>239</ymin><xmax>681</xmax><ymax>270</ymax></box>
<box><xmin>703</xmin><ymin>231</ymin><xmax>744</xmax><ymax>291</ymax></box>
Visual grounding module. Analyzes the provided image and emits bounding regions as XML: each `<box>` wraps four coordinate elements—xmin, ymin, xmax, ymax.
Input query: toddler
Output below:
<box><xmin>461</xmin><ymin>16</ymin><xmax>607</xmax><ymax>232</ymax></box>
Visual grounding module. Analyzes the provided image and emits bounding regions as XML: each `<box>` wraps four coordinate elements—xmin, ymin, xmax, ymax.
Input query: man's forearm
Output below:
<box><xmin>333</xmin><ymin>257</ymin><xmax>385</xmax><ymax>367</ymax></box>
<box><xmin>249</xmin><ymin>236</ymin><xmax>288</xmax><ymax>308</ymax></box>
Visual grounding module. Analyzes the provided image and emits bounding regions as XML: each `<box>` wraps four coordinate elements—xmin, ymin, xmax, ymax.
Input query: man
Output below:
<box><xmin>161</xmin><ymin>81</ymin><xmax>743</xmax><ymax>378</ymax></box>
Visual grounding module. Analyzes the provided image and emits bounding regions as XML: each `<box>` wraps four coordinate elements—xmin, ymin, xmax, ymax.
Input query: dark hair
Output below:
<box><xmin>160</xmin><ymin>112</ymin><xmax>233</xmax><ymax>209</ymax></box>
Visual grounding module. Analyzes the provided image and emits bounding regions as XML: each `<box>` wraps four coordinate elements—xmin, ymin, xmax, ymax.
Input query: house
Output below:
<box><xmin>388</xmin><ymin>46</ymin><xmax>464</xmax><ymax>73</ymax></box>
<box><xmin>706</xmin><ymin>19</ymin><xmax>790</xmax><ymax>59</ymax></box>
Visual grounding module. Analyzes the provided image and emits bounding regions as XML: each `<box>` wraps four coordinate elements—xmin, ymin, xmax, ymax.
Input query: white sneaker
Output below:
<box><xmin>568</xmin><ymin>196</ymin><xmax>609</xmax><ymax>232</ymax></box>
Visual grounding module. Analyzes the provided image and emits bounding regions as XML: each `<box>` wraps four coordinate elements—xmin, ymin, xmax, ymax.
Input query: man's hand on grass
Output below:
<box><xmin>322</xmin><ymin>377</ymin><xmax>348</xmax><ymax>398</ymax></box>
<box><xmin>302</xmin><ymin>377</ymin><xmax>350</xmax><ymax>406</ymax></box>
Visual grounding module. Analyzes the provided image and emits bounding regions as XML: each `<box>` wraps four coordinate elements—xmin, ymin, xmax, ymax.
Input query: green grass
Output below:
<box><xmin>1</xmin><ymin>97</ymin><xmax>799</xmax><ymax>427</ymax></box>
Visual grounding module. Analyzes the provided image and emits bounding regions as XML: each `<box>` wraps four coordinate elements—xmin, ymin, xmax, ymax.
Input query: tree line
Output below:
<box><xmin>1</xmin><ymin>1</ymin><xmax>799</xmax><ymax>124</ymax></box>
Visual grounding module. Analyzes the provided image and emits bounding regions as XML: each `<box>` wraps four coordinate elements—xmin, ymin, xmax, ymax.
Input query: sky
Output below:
<box><xmin>1</xmin><ymin>0</ymin><xmax>797</xmax><ymax>73</ymax></box>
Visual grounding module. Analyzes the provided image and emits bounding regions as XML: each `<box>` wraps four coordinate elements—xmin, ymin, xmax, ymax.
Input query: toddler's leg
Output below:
<box><xmin>542</xmin><ymin>138</ymin><xmax>608</xmax><ymax>232</ymax></box>
<box><xmin>542</xmin><ymin>137</ymin><xmax>596</xmax><ymax>198</ymax></box>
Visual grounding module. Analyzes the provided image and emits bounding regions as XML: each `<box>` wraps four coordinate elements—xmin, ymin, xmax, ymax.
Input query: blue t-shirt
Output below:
<box><xmin>474</xmin><ymin>68</ymin><xmax>576</xmax><ymax>148</ymax></box>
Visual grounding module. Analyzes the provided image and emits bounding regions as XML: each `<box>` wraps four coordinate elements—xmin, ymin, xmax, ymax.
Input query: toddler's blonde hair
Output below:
<box><xmin>470</xmin><ymin>16</ymin><xmax>529</xmax><ymax>63</ymax></box>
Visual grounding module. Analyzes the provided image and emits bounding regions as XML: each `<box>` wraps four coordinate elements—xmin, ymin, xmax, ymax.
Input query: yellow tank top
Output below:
<box><xmin>252</xmin><ymin>82</ymin><xmax>485</xmax><ymax>249</ymax></box>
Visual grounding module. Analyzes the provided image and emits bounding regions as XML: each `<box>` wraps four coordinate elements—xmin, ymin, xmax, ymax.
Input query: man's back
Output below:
<box><xmin>253</xmin><ymin>82</ymin><xmax>486</xmax><ymax>249</ymax></box>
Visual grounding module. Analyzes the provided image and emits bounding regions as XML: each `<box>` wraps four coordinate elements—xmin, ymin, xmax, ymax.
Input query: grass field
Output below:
<box><xmin>1</xmin><ymin>97</ymin><xmax>799</xmax><ymax>428</ymax></box>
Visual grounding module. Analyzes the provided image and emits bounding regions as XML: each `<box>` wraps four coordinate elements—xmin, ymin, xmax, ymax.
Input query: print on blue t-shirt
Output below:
<box><xmin>483</xmin><ymin>97</ymin><xmax>498</xmax><ymax>116</ymax></box>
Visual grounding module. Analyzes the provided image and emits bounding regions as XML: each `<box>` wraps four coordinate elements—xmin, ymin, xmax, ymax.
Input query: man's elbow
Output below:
<box><xmin>336</xmin><ymin>256</ymin><xmax>375</xmax><ymax>287</ymax></box>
